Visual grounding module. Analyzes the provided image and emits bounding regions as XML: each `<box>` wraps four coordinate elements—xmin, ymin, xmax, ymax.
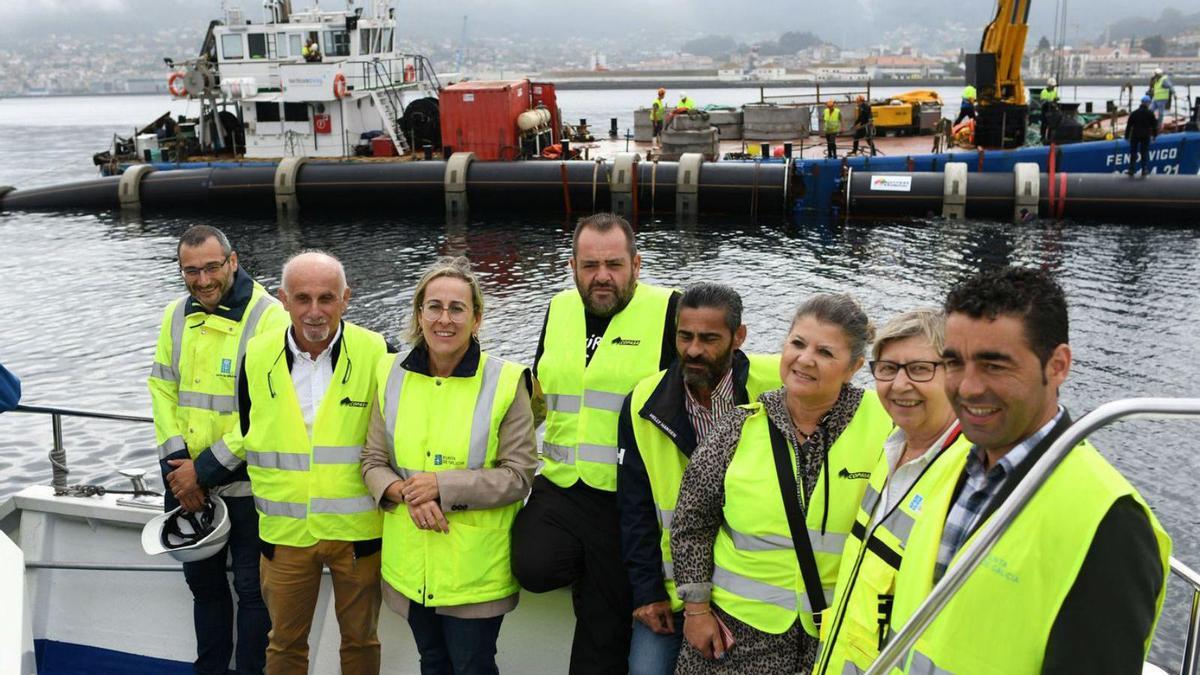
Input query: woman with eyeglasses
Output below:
<box><xmin>669</xmin><ymin>293</ymin><xmax>893</xmax><ymax>675</ymax></box>
<box><xmin>360</xmin><ymin>256</ymin><xmax>537</xmax><ymax>675</ymax></box>
<box><xmin>812</xmin><ymin>307</ymin><xmax>973</xmax><ymax>675</ymax></box>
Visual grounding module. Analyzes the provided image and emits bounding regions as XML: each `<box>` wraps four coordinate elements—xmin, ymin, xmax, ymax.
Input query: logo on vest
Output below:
<box><xmin>610</xmin><ymin>336</ymin><xmax>642</xmax><ymax>347</ymax></box>
<box><xmin>908</xmin><ymin>494</ymin><xmax>924</xmax><ymax>512</ymax></box>
<box><xmin>339</xmin><ymin>396</ymin><xmax>368</xmax><ymax>408</ymax></box>
<box><xmin>220</xmin><ymin>358</ymin><xmax>233</xmax><ymax>376</ymax></box>
<box><xmin>838</xmin><ymin>467</ymin><xmax>871</xmax><ymax>480</ymax></box>
<box><xmin>433</xmin><ymin>454</ymin><xmax>443</xmax><ymax>466</ymax></box>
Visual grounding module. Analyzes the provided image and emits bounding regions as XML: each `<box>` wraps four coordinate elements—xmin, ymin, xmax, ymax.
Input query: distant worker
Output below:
<box><xmin>302</xmin><ymin>37</ymin><xmax>322</xmax><ymax>62</ymax></box>
<box><xmin>954</xmin><ymin>84</ymin><xmax>977</xmax><ymax>125</ymax></box>
<box><xmin>651</xmin><ymin>87</ymin><xmax>667</xmax><ymax>146</ymax></box>
<box><xmin>0</xmin><ymin>362</ymin><xmax>19</xmax><ymax>412</ymax></box>
<box><xmin>823</xmin><ymin>99</ymin><xmax>842</xmax><ymax>159</ymax></box>
<box><xmin>851</xmin><ymin>95</ymin><xmax>877</xmax><ymax>156</ymax></box>
<box><xmin>150</xmin><ymin>225</ymin><xmax>287</xmax><ymax>675</ymax></box>
<box><xmin>1150</xmin><ymin>67</ymin><xmax>1174</xmax><ymax>129</ymax></box>
<box><xmin>1125</xmin><ymin>95</ymin><xmax>1158</xmax><ymax>177</ymax></box>
<box><xmin>1040</xmin><ymin>77</ymin><xmax>1061</xmax><ymax>145</ymax></box>
<box><xmin>677</xmin><ymin>92</ymin><xmax>696</xmax><ymax>111</ymax></box>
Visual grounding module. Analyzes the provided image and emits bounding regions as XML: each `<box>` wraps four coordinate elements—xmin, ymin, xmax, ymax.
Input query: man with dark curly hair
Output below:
<box><xmin>884</xmin><ymin>266</ymin><xmax>1171</xmax><ymax>674</ymax></box>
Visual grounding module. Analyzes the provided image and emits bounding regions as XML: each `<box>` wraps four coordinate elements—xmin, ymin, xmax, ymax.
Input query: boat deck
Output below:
<box><xmin>578</xmin><ymin>133</ymin><xmax>943</xmax><ymax>162</ymax></box>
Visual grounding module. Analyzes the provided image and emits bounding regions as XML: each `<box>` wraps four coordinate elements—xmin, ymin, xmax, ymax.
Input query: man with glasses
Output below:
<box><xmin>149</xmin><ymin>224</ymin><xmax>287</xmax><ymax>674</ymax></box>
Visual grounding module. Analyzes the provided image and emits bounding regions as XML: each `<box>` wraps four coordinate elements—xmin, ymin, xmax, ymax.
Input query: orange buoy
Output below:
<box><xmin>333</xmin><ymin>72</ymin><xmax>349</xmax><ymax>98</ymax></box>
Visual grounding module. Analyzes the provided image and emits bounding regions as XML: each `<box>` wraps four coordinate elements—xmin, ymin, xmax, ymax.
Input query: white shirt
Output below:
<box><xmin>870</xmin><ymin>421</ymin><xmax>960</xmax><ymax>524</ymax></box>
<box><xmin>285</xmin><ymin>323</ymin><xmax>342</xmax><ymax>434</ymax></box>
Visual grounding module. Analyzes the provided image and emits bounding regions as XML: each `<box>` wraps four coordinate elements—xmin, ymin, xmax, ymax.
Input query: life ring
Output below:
<box><xmin>403</xmin><ymin>64</ymin><xmax>416</xmax><ymax>83</ymax></box>
<box><xmin>541</xmin><ymin>144</ymin><xmax>562</xmax><ymax>160</ymax></box>
<box><xmin>168</xmin><ymin>72</ymin><xmax>187</xmax><ymax>97</ymax></box>
<box><xmin>333</xmin><ymin>73</ymin><xmax>348</xmax><ymax>99</ymax></box>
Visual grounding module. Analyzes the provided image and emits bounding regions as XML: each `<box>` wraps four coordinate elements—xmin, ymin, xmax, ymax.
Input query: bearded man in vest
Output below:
<box><xmin>151</xmin><ymin>224</ymin><xmax>287</xmax><ymax>675</ymax></box>
<box><xmin>616</xmin><ymin>282</ymin><xmax>780</xmax><ymax>675</ymax></box>
<box><xmin>513</xmin><ymin>212</ymin><xmax>680</xmax><ymax>674</ymax></box>
<box><xmin>886</xmin><ymin>266</ymin><xmax>1170</xmax><ymax>674</ymax></box>
<box><xmin>201</xmin><ymin>251</ymin><xmax>389</xmax><ymax>675</ymax></box>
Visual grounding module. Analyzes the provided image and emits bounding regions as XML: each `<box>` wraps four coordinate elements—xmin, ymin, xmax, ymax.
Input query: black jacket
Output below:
<box><xmin>950</xmin><ymin>412</ymin><xmax>1164</xmax><ymax>673</ymax></box>
<box><xmin>615</xmin><ymin>350</ymin><xmax>759</xmax><ymax>608</ymax></box>
<box><xmin>1125</xmin><ymin>106</ymin><xmax>1159</xmax><ymax>141</ymax></box>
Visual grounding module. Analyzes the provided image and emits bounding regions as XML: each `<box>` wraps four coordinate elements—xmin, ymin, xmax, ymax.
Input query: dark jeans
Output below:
<box><xmin>953</xmin><ymin>106</ymin><xmax>975</xmax><ymax>125</ymax></box>
<box><xmin>825</xmin><ymin>133</ymin><xmax>838</xmax><ymax>158</ymax></box>
<box><xmin>406</xmin><ymin>601</ymin><xmax>504</xmax><ymax>675</ymax></box>
<box><xmin>628</xmin><ymin>614</ymin><xmax>684</xmax><ymax>675</ymax></box>
<box><xmin>512</xmin><ymin>476</ymin><xmax>632</xmax><ymax>675</ymax></box>
<box><xmin>165</xmin><ymin>490</ymin><xmax>270</xmax><ymax>675</ymax></box>
<box><xmin>1128</xmin><ymin>137</ymin><xmax>1151</xmax><ymax>174</ymax></box>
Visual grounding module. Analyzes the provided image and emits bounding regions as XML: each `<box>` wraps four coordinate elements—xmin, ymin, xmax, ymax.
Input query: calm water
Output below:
<box><xmin>1</xmin><ymin>92</ymin><xmax>1198</xmax><ymax>666</ymax></box>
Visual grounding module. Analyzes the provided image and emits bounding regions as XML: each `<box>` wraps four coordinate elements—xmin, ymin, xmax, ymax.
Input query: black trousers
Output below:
<box><xmin>1128</xmin><ymin>137</ymin><xmax>1151</xmax><ymax>174</ymax></box>
<box><xmin>825</xmin><ymin>133</ymin><xmax>838</xmax><ymax>158</ymax></box>
<box><xmin>512</xmin><ymin>475</ymin><xmax>632</xmax><ymax>675</ymax></box>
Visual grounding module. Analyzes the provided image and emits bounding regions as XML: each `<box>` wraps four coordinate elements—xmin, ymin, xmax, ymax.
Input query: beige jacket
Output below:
<box><xmin>360</xmin><ymin>361</ymin><xmax>537</xmax><ymax>619</ymax></box>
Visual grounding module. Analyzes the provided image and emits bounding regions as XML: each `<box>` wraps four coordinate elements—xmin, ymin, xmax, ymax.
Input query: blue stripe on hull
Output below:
<box><xmin>35</xmin><ymin>639</ymin><xmax>194</xmax><ymax>674</ymax></box>
<box><xmin>793</xmin><ymin>130</ymin><xmax>1200</xmax><ymax>214</ymax></box>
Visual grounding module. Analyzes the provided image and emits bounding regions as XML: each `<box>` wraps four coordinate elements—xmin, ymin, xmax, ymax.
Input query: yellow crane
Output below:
<box><xmin>966</xmin><ymin>0</ymin><xmax>1032</xmax><ymax>147</ymax></box>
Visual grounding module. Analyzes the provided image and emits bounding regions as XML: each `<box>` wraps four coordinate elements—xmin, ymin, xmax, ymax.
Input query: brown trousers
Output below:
<box><xmin>260</xmin><ymin>540</ymin><xmax>382</xmax><ymax>675</ymax></box>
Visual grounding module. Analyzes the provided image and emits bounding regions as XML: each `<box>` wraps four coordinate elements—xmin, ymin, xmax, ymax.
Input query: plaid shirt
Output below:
<box><xmin>934</xmin><ymin>408</ymin><xmax>1063</xmax><ymax>581</ymax></box>
<box><xmin>682</xmin><ymin>367</ymin><xmax>736</xmax><ymax>442</ymax></box>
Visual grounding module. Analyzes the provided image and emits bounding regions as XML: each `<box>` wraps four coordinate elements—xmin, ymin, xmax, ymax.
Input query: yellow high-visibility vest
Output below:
<box><xmin>538</xmin><ymin>283</ymin><xmax>674</xmax><ymax>492</ymax></box>
<box><xmin>237</xmin><ymin>322</ymin><xmax>387</xmax><ymax>546</ymax></box>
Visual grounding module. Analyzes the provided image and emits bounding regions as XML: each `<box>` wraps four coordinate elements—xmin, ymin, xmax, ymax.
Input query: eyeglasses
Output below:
<box><xmin>180</xmin><ymin>255</ymin><xmax>230</xmax><ymax>278</ymax></box>
<box><xmin>421</xmin><ymin>300</ymin><xmax>471</xmax><ymax>323</ymax></box>
<box><xmin>869</xmin><ymin>360</ymin><xmax>943</xmax><ymax>382</ymax></box>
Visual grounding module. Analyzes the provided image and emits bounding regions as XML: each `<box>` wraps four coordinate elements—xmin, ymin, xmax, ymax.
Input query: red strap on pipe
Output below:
<box><xmin>560</xmin><ymin>161</ymin><xmax>572</xmax><ymax>216</ymax></box>
<box><xmin>1047</xmin><ymin>144</ymin><xmax>1057</xmax><ymax>216</ymax></box>
<box><xmin>977</xmin><ymin>148</ymin><xmax>985</xmax><ymax>173</ymax></box>
<box><xmin>1057</xmin><ymin>172</ymin><xmax>1068</xmax><ymax>219</ymax></box>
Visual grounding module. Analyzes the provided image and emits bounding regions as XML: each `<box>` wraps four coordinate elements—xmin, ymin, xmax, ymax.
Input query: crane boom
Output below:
<box><xmin>966</xmin><ymin>0</ymin><xmax>1033</xmax><ymax>148</ymax></box>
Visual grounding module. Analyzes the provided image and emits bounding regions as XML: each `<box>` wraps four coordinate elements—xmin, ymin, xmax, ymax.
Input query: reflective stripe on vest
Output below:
<box><xmin>178</xmin><ymin>391</ymin><xmax>237</xmax><ymax>413</ymax></box>
<box><xmin>712</xmin><ymin>393</ymin><xmax>892</xmax><ymax>636</ymax></box>
<box><xmin>157</xmin><ymin>434</ymin><xmax>186</xmax><ymax>459</ymax></box>
<box><xmin>888</xmin><ymin>440</ymin><xmax>1171</xmax><ymax>674</ymax></box>
<box><xmin>378</xmin><ymin>349</ymin><xmax>527</xmax><ymax>607</ymax></box>
<box><xmin>209</xmin><ymin>437</ymin><xmax>243</xmax><ymax>471</ymax></box>
<box><xmin>242</xmin><ymin>322</ymin><xmax>385</xmax><ymax>546</ymax></box>
<box><xmin>538</xmin><ymin>284</ymin><xmax>674</xmax><ymax>491</ymax></box>
<box><xmin>632</xmin><ymin>353</ymin><xmax>782</xmax><ymax>611</ymax></box>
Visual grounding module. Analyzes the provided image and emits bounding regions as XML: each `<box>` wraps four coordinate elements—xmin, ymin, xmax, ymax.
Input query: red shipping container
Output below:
<box><xmin>371</xmin><ymin>136</ymin><xmax>397</xmax><ymax>157</ymax></box>
<box><xmin>439</xmin><ymin>80</ymin><xmax>531</xmax><ymax>161</ymax></box>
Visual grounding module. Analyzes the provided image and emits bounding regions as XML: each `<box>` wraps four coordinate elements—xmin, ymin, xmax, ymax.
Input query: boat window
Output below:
<box><xmin>284</xmin><ymin>103</ymin><xmax>309</xmax><ymax>122</ymax></box>
<box><xmin>221</xmin><ymin>34</ymin><xmax>244</xmax><ymax>60</ymax></box>
<box><xmin>359</xmin><ymin>28</ymin><xmax>373</xmax><ymax>54</ymax></box>
<box><xmin>256</xmin><ymin>102</ymin><xmax>281</xmax><ymax>122</ymax></box>
<box><xmin>323</xmin><ymin>30</ymin><xmax>351</xmax><ymax>57</ymax></box>
<box><xmin>381</xmin><ymin>28</ymin><xmax>393</xmax><ymax>52</ymax></box>
<box><xmin>248</xmin><ymin>33</ymin><xmax>267</xmax><ymax>59</ymax></box>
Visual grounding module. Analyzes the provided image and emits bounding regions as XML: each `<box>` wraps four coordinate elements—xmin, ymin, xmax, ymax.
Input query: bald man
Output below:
<box><xmin>202</xmin><ymin>250</ymin><xmax>391</xmax><ymax>675</ymax></box>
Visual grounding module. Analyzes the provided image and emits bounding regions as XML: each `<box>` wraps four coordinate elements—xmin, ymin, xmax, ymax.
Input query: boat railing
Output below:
<box><xmin>345</xmin><ymin>54</ymin><xmax>441</xmax><ymax>94</ymax></box>
<box><xmin>866</xmin><ymin>397</ymin><xmax>1200</xmax><ymax>675</ymax></box>
<box><xmin>10</xmin><ymin>404</ymin><xmax>155</xmax><ymax>497</ymax></box>
<box><xmin>761</xmin><ymin>83</ymin><xmax>873</xmax><ymax>106</ymax></box>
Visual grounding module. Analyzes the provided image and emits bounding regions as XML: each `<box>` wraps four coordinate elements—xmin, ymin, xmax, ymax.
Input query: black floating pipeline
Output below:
<box><xmin>0</xmin><ymin>153</ymin><xmax>797</xmax><ymax>220</ymax></box>
<box><xmin>845</xmin><ymin>162</ymin><xmax>1200</xmax><ymax>223</ymax></box>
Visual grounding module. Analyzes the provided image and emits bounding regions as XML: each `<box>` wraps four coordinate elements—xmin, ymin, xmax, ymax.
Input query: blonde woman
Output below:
<box><xmin>361</xmin><ymin>256</ymin><xmax>537</xmax><ymax>674</ymax></box>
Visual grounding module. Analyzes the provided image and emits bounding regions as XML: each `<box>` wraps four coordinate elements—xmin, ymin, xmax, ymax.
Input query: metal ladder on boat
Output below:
<box><xmin>866</xmin><ymin>398</ymin><xmax>1200</xmax><ymax>675</ymax></box>
<box><xmin>369</xmin><ymin>59</ymin><xmax>410</xmax><ymax>156</ymax></box>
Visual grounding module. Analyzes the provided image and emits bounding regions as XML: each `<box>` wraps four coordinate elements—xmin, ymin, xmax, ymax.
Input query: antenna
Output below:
<box><xmin>456</xmin><ymin>15</ymin><xmax>468</xmax><ymax>73</ymax></box>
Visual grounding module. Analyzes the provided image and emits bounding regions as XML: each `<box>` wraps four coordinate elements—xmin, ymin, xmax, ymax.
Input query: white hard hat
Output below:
<box><xmin>680</xmin><ymin>92</ymin><xmax>688</xmax><ymax>99</ymax></box>
<box><xmin>1047</xmin><ymin>77</ymin><xmax>1056</xmax><ymax>86</ymax></box>
<box><xmin>142</xmin><ymin>496</ymin><xmax>230</xmax><ymax>563</ymax></box>
<box><xmin>1154</xmin><ymin>67</ymin><xmax>1164</xmax><ymax>75</ymax></box>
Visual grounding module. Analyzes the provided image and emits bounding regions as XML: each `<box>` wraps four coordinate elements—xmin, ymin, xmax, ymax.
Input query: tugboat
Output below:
<box><xmin>93</xmin><ymin>0</ymin><xmax>443</xmax><ymax>173</ymax></box>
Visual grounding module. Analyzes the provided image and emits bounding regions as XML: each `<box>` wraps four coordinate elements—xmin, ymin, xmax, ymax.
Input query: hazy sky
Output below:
<box><xmin>0</xmin><ymin>0</ymin><xmax>1191</xmax><ymax>47</ymax></box>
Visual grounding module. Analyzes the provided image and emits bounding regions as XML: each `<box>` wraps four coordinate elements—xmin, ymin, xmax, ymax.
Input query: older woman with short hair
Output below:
<box><xmin>670</xmin><ymin>293</ymin><xmax>894</xmax><ymax>674</ymax></box>
<box><xmin>361</xmin><ymin>256</ymin><xmax>537</xmax><ymax>675</ymax></box>
<box><xmin>813</xmin><ymin>307</ymin><xmax>973</xmax><ymax>675</ymax></box>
